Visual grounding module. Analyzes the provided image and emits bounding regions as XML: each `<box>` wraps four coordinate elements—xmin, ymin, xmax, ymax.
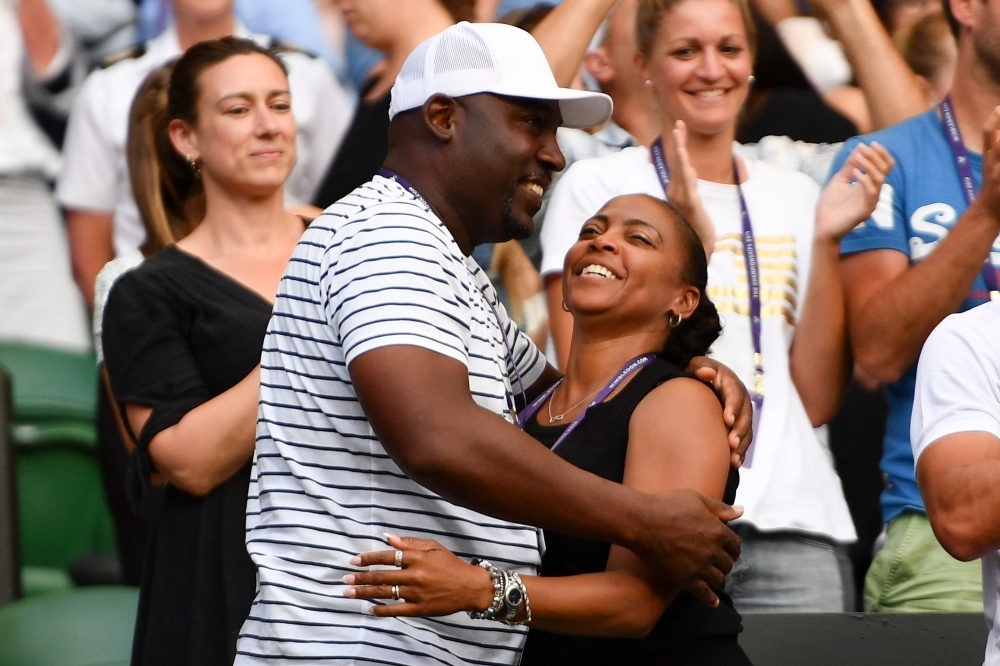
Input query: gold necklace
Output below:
<box><xmin>547</xmin><ymin>383</ymin><xmax>603</xmax><ymax>423</ymax></box>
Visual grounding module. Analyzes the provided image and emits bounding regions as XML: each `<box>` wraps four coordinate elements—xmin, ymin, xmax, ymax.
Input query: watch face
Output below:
<box><xmin>507</xmin><ymin>588</ymin><xmax>523</xmax><ymax>606</ymax></box>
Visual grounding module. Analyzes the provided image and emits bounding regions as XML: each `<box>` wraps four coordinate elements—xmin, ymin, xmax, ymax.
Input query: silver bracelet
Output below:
<box><xmin>501</xmin><ymin>571</ymin><xmax>531</xmax><ymax>626</ymax></box>
<box><xmin>468</xmin><ymin>558</ymin><xmax>506</xmax><ymax>621</ymax></box>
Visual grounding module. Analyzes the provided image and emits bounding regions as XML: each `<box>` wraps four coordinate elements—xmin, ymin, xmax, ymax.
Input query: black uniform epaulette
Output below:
<box><xmin>101</xmin><ymin>43</ymin><xmax>147</xmax><ymax>69</ymax></box>
<box><xmin>269</xmin><ymin>38</ymin><xmax>318</xmax><ymax>59</ymax></box>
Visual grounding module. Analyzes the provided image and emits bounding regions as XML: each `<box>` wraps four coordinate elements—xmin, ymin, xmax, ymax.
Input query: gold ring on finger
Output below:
<box><xmin>391</xmin><ymin>584</ymin><xmax>400</xmax><ymax>601</ymax></box>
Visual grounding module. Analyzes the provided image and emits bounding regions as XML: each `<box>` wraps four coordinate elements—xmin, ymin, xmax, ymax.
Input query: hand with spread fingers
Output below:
<box><xmin>345</xmin><ymin>534</ymin><xmax>495</xmax><ymax>618</ymax></box>
<box><xmin>664</xmin><ymin>120</ymin><xmax>716</xmax><ymax>257</ymax></box>
<box><xmin>815</xmin><ymin>141</ymin><xmax>895</xmax><ymax>242</ymax></box>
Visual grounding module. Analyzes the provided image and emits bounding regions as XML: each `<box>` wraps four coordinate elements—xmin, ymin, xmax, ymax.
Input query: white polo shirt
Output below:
<box><xmin>541</xmin><ymin>145</ymin><xmax>856</xmax><ymax>543</ymax></box>
<box><xmin>912</xmin><ymin>300</ymin><xmax>1000</xmax><ymax>666</ymax></box>
<box><xmin>238</xmin><ymin>175</ymin><xmax>548</xmax><ymax>665</ymax></box>
<box><xmin>56</xmin><ymin>22</ymin><xmax>351</xmax><ymax>257</ymax></box>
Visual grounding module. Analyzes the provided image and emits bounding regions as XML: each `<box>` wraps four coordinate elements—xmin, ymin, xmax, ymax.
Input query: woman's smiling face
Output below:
<box><xmin>640</xmin><ymin>0</ymin><xmax>754</xmax><ymax>138</ymax></box>
<box><xmin>563</xmin><ymin>194</ymin><xmax>699</xmax><ymax>335</ymax></box>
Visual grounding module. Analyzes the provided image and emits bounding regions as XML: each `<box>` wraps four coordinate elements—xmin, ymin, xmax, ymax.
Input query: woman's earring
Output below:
<box><xmin>561</xmin><ymin>301</ymin><xmax>570</xmax><ymax>313</ymax></box>
<box><xmin>748</xmin><ymin>74</ymin><xmax>756</xmax><ymax>85</ymax></box>
<box><xmin>186</xmin><ymin>154</ymin><xmax>200</xmax><ymax>178</ymax></box>
<box><xmin>668</xmin><ymin>311</ymin><xmax>683</xmax><ymax>328</ymax></box>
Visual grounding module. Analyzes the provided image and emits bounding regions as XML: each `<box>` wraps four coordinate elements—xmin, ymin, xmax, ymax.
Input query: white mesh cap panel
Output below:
<box><xmin>433</xmin><ymin>26</ymin><xmax>495</xmax><ymax>74</ymax></box>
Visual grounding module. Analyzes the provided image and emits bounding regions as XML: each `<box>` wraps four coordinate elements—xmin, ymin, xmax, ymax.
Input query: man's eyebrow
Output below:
<box><xmin>624</xmin><ymin>218</ymin><xmax>664</xmax><ymax>239</ymax></box>
<box><xmin>507</xmin><ymin>97</ymin><xmax>558</xmax><ymax>116</ymax></box>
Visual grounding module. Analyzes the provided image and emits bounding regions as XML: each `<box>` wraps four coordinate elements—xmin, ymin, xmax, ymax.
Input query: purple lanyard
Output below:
<box><xmin>378</xmin><ymin>168</ymin><xmax>527</xmax><ymax>423</ymax></box>
<box><xmin>651</xmin><ymin>139</ymin><xmax>762</xmax><ymax>465</ymax></box>
<box><xmin>938</xmin><ymin>97</ymin><xmax>1000</xmax><ymax>299</ymax></box>
<box><xmin>518</xmin><ymin>354</ymin><xmax>655</xmax><ymax>451</ymax></box>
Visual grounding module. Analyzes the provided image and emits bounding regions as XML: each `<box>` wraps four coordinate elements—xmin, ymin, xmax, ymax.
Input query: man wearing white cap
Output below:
<box><xmin>237</xmin><ymin>22</ymin><xmax>751</xmax><ymax>665</ymax></box>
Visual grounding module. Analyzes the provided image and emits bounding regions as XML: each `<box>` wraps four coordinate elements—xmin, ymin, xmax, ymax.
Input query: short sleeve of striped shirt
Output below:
<box><xmin>319</xmin><ymin>197</ymin><xmax>474</xmax><ymax>368</ymax></box>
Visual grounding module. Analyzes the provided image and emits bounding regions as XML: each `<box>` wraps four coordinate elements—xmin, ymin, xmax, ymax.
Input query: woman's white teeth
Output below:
<box><xmin>582</xmin><ymin>264</ymin><xmax>618</xmax><ymax>279</ymax></box>
<box><xmin>697</xmin><ymin>89</ymin><xmax>725</xmax><ymax>97</ymax></box>
<box><xmin>524</xmin><ymin>182</ymin><xmax>544</xmax><ymax>197</ymax></box>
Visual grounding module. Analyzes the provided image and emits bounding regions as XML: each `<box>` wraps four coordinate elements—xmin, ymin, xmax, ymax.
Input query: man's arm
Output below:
<box><xmin>842</xmin><ymin>108</ymin><xmax>1000</xmax><ymax>384</ymax></box>
<box><xmin>350</xmin><ymin>346</ymin><xmax>743</xmax><ymax>607</ymax></box>
<box><xmin>531</xmin><ymin>0</ymin><xmax>618</xmax><ymax>88</ymax></box>
<box><xmin>918</xmin><ymin>432</ymin><xmax>1000</xmax><ymax>561</ymax></box>
<box><xmin>66</xmin><ymin>209</ymin><xmax>114</xmax><ymax>309</ymax></box>
<box><xmin>817</xmin><ymin>0</ymin><xmax>927</xmax><ymax>129</ymax></box>
<box><xmin>914</xmin><ymin>312</ymin><xmax>1000</xmax><ymax>561</ymax></box>
<box><xmin>17</xmin><ymin>0</ymin><xmax>62</xmax><ymax>74</ymax></box>
<box><xmin>792</xmin><ymin>142</ymin><xmax>894</xmax><ymax>425</ymax></box>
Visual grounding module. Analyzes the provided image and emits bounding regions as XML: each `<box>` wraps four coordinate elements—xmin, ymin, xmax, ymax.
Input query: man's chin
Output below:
<box><xmin>501</xmin><ymin>214</ymin><xmax>534</xmax><ymax>241</ymax></box>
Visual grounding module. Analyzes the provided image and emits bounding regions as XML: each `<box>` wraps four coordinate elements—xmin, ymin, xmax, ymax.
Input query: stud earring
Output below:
<box><xmin>748</xmin><ymin>74</ymin><xmax>756</xmax><ymax>85</ymax></box>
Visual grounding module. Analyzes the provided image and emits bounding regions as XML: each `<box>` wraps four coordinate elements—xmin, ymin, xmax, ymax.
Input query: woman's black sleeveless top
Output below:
<box><xmin>520</xmin><ymin>357</ymin><xmax>743</xmax><ymax>666</ymax></box>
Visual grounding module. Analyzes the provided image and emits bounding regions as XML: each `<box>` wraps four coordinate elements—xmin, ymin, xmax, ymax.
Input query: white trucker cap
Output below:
<box><xmin>389</xmin><ymin>22</ymin><xmax>613</xmax><ymax>129</ymax></box>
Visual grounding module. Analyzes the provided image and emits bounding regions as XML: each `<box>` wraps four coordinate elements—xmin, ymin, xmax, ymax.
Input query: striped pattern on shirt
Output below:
<box><xmin>237</xmin><ymin>176</ymin><xmax>548</xmax><ymax>665</ymax></box>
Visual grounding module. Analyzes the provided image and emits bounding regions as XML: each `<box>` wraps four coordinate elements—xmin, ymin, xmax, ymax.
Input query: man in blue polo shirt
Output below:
<box><xmin>829</xmin><ymin>0</ymin><xmax>1000</xmax><ymax>612</ymax></box>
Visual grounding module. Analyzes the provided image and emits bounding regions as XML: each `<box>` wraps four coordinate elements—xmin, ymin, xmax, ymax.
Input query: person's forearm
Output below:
<box><xmin>751</xmin><ymin>0</ymin><xmax>798</xmax><ymax>25</ymax></box>
<box><xmin>532</xmin><ymin>0</ymin><xmax>618</xmax><ymax>88</ymax></box>
<box><xmin>408</xmin><ymin>406</ymin><xmax>648</xmax><ymax>550</ymax></box>
<box><xmin>822</xmin><ymin>0</ymin><xmax>926</xmax><ymax>129</ymax></box>
<box><xmin>545</xmin><ymin>275</ymin><xmax>573</xmax><ymax>371</ymax></box>
<box><xmin>846</xmin><ymin>202</ymin><xmax>1000</xmax><ymax>383</ymax></box>
<box><xmin>790</xmin><ymin>238</ymin><xmax>851</xmax><ymax>425</ymax></box>
<box><xmin>823</xmin><ymin>86</ymin><xmax>873</xmax><ymax>134</ymax></box>
<box><xmin>17</xmin><ymin>0</ymin><xmax>62</xmax><ymax>75</ymax></box>
<box><xmin>148</xmin><ymin>366</ymin><xmax>260</xmax><ymax>496</ymax></box>
<box><xmin>517</xmin><ymin>570</ymin><xmax>672</xmax><ymax>637</ymax></box>
<box><xmin>66</xmin><ymin>210</ymin><xmax>115</xmax><ymax>309</ymax></box>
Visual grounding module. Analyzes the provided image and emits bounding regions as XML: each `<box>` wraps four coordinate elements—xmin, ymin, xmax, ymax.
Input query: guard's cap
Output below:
<box><xmin>389</xmin><ymin>22</ymin><xmax>613</xmax><ymax>129</ymax></box>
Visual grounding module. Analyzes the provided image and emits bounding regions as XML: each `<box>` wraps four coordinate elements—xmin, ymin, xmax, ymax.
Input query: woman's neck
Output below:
<box><xmin>185</xmin><ymin>183</ymin><xmax>293</xmax><ymax>257</ymax></box>
<box><xmin>614</xmin><ymin>91</ymin><xmax>661</xmax><ymax>148</ymax></box>
<box><xmin>560</xmin><ymin>327</ymin><xmax>666</xmax><ymax>404</ymax></box>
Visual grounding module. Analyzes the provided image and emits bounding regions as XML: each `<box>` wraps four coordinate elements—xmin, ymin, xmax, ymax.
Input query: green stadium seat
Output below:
<box><xmin>0</xmin><ymin>343</ymin><xmax>98</xmax><ymax>449</ymax></box>
<box><xmin>0</xmin><ymin>343</ymin><xmax>115</xmax><ymax>597</ymax></box>
<box><xmin>0</xmin><ymin>586</ymin><xmax>137</xmax><ymax>666</ymax></box>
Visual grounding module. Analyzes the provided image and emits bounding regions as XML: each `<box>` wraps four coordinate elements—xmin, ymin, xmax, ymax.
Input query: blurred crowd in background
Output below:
<box><xmin>1</xmin><ymin>0</ymin><xmax>993</xmax><ymax>631</ymax></box>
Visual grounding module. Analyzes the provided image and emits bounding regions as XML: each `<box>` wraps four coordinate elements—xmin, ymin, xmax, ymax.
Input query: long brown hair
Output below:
<box><xmin>636</xmin><ymin>0</ymin><xmax>758</xmax><ymax>57</ymax></box>
<box><xmin>133</xmin><ymin>37</ymin><xmax>289</xmax><ymax>255</ymax></box>
<box><xmin>128</xmin><ymin>62</ymin><xmax>198</xmax><ymax>257</ymax></box>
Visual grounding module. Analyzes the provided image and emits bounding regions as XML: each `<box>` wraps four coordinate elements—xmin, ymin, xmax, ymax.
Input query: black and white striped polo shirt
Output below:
<box><xmin>237</xmin><ymin>176</ymin><xmax>547</xmax><ymax>665</ymax></box>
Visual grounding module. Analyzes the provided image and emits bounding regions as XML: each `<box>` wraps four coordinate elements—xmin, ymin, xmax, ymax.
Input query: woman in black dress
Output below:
<box><xmin>102</xmin><ymin>38</ymin><xmax>308</xmax><ymax>665</ymax></box>
<box><xmin>344</xmin><ymin>193</ymin><xmax>751</xmax><ymax>664</ymax></box>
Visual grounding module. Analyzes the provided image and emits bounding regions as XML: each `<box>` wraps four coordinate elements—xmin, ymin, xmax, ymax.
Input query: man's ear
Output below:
<box><xmin>950</xmin><ymin>0</ymin><xmax>979</xmax><ymax>34</ymax></box>
<box><xmin>585</xmin><ymin>47</ymin><xmax>615</xmax><ymax>86</ymax></box>
<box><xmin>423</xmin><ymin>94</ymin><xmax>459</xmax><ymax>142</ymax></box>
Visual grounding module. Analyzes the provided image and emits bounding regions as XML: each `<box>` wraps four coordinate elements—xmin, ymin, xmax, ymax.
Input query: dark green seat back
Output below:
<box><xmin>0</xmin><ymin>586</ymin><xmax>137</xmax><ymax>666</ymax></box>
